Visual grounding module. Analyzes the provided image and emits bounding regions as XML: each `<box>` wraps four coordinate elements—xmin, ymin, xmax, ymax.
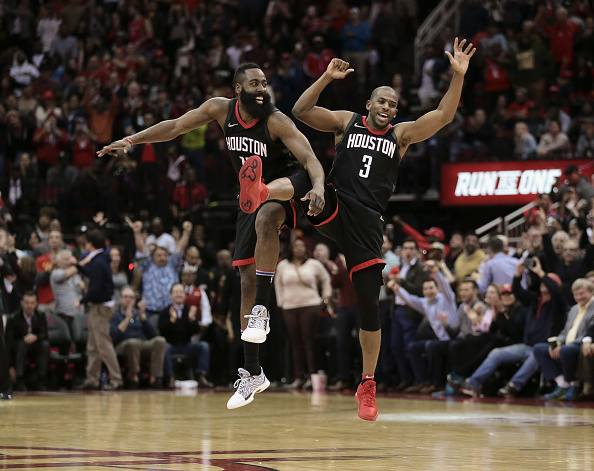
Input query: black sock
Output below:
<box><xmin>243</xmin><ymin>341</ymin><xmax>260</xmax><ymax>376</ymax></box>
<box><xmin>254</xmin><ymin>270</ymin><xmax>275</xmax><ymax>309</ymax></box>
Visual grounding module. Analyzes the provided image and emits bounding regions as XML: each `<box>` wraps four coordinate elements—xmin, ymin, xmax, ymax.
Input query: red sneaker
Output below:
<box><xmin>239</xmin><ymin>156</ymin><xmax>269</xmax><ymax>214</ymax></box>
<box><xmin>355</xmin><ymin>380</ymin><xmax>378</xmax><ymax>421</ymax></box>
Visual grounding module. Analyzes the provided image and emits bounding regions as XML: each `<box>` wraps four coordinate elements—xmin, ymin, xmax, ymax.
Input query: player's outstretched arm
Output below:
<box><xmin>292</xmin><ymin>58</ymin><xmax>354</xmax><ymax>134</ymax></box>
<box><xmin>268</xmin><ymin>113</ymin><xmax>326</xmax><ymax>216</ymax></box>
<box><xmin>395</xmin><ymin>38</ymin><xmax>476</xmax><ymax>150</ymax></box>
<box><xmin>97</xmin><ymin>97</ymin><xmax>229</xmax><ymax>157</ymax></box>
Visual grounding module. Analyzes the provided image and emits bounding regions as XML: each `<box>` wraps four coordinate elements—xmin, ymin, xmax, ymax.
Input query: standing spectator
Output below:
<box><xmin>49</xmin><ymin>24</ymin><xmax>79</xmax><ymax>64</ymax></box>
<box><xmin>575</xmin><ymin>119</ymin><xmax>594</xmax><ymax>158</ymax></box>
<box><xmin>340</xmin><ymin>7</ymin><xmax>370</xmax><ymax>90</ymax></box>
<box><xmin>35</xmin><ymin>230</ymin><xmax>64</xmax><ymax>314</ymax></box>
<box><xmin>507</xmin><ymin>88</ymin><xmax>535</xmax><ymax>123</ymax></box>
<box><xmin>50</xmin><ymin>249</ymin><xmax>84</xmax><ymax>339</ymax></box>
<box><xmin>453</xmin><ymin>233</ymin><xmax>486</xmax><ymax>288</ymax></box>
<box><xmin>109</xmin><ymin>246</ymin><xmax>138</xmax><ymax>304</ymax></box>
<box><xmin>158</xmin><ymin>283</ymin><xmax>213</xmax><ymax>388</ymax></box>
<box><xmin>171</xmin><ymin>168</ymin><xmax>208</xmax><ymax>223</ymax></box>
<box><xmin>70</xmin><ymin>117</ymin><xmax>97</xmax><ymax>170</ymax></box>
<box><xmin>37</xmin><ymin>6</ymin><xmax>62</xmax><ymax>53</ymax></box>
<box><xmin>511</xmin><ymin>33</ymin><xmax>555</xmax><ymax>104</ymax></box>
<box><xmin>533</xmin><ymin>278</ymin><xmax>594</xmax><ymax>400</ymax></box>
<box><xmin>9</xmin><ymin>51</ymin><xmax>40</xmax><ymax>88</ymax></box>
<box><xmin>304</xmin><ymin>36</ymin><xmax>335</xmax><ymax>81</ymax></box>
<box><xmin>128</xmin><ymin>218</ymin><xmax>191</xmax><ymax>316</ymax></box>
<box><xmin>74</xmin><ymin>228</ymin><xmax>122</xmax><ymax>391</ymax></box>
<box><xmin>476</xmin><ymin>236</ymin><xmax>519</xmax><ymax>295</ymax></box>
<box><xmin>275</xmin><ymin>239</ymin><xmax>332</xmax><ymax>389</ymax></box>
<box><xmin>5</xmin><ymin>292</ymin><xmax>49</xmax><ymax>391</ymax></box>
<box><xmin>375</xmin><ymin>234</ymin><xmax>399</xmax><ymax>392</ymax></box>
<box><xmin>0</xmin><ymin>228</ymin><xmax>16</xmax><ymax>317</ymax></box>
<box><xmin>0</xmin><ymin>314</ymin><xmax>11</xmax><ymax>399</ymax></box>
<box><xmin>391</xmin><ymin>238</ymin><xmax>431</xmax><ymax>390</ymax></box>
<box><xmin>33</xmin><ymin>113</ymin><xmax>67</xmax><ymax>178</ymax></box>
<box><xmin>84</xmin><ymin>87</ymin><xmax>119</xmax><ymax>148</ymax></box>
<box><xmin>110</xmin><ymin>286</ymin><xmax>166</xmax><ymax>389</ymax></box>
<box><xmin>145</xmin><ymin>217</ymin><xmax>177</xmax><ymax>256</ymax></box>
<box><xmin>561</xmin><ymin>165</ymin><xmax>594</xmax><ymax>211</ymax></box>
<box><xmin>536</xmin><ymin>120</ymin><xmax>571</xmax><ymax>158</ymax></box>
<box><xmin>537</xmin><ymin>6</ymin><xmax>581</xmax><ymax>69</ymax></box>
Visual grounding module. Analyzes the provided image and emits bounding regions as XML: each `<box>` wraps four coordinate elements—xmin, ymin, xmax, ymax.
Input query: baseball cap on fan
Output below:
<box><xmin>424</xmin><ymin>227</ymin><xmax>445</xmax><ymax>242</ymax></box>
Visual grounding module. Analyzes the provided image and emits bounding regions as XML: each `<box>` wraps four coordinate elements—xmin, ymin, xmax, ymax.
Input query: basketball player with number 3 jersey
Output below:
<box><xmin>97</xmin><ymin>63</ymin><xmax>326</xmax><ymax>410</ymax></box>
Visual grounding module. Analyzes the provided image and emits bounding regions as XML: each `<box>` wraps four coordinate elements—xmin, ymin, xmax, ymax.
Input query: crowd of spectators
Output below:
<box><xmin>1</xmin><ymin>1</ymin><xmax>594</xmax><ymax>400</ymax></box>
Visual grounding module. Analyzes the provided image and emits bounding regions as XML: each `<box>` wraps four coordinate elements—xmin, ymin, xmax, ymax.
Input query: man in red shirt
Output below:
<box><xmin>35</xmin><ymin>230</ymin><xmax>64</xmax><ymax>313</ymax></box>
<box><xmin>172</xmin><ymin>167</ymin><xmax>208</xmax><ymax>222</ymax></box>
<box><xmin>539</xmin><ymin>6</ymin><xmax>581</xmax><ymax>68</ymax></box>
<box><xmin>304</xmin><ymin>36</ymin><xmax>335</xmax><ymax>81</ymax></box>
<box><xmin>33</xmin><ymin>113</ymin><xmax>67</xmax><ymax>177</ymax></box>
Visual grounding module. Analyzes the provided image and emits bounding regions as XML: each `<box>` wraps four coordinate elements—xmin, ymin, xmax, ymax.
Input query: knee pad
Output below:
<box><xmin>352</xmin><ymin>265</ymin><xmax>383</xmax><ymax>332</ymax></box>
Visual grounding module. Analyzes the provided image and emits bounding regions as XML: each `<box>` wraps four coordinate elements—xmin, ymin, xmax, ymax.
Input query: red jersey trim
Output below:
<box><xmin>314</xmin><ymin>199</ymin><xmax>339</xmax><ymax>226</ymax></box>
<box><xmin>235</xmin><ymin>101</ymin><xmax>259</xmax><ymax>129</ymax></box>
<box><xmin>362</xmin><ymin>116</ymin><xmax>392</xmax><ymax>135</ymax></box>
<box><xmin>349</xmin><ymin>258</ymin><xmax>386</xmax><ymax>280</ymax></box>
<box><xmin>233</xmin><ymin>257</ymin><xmax>255</xmax><ymax>267</ymax></box>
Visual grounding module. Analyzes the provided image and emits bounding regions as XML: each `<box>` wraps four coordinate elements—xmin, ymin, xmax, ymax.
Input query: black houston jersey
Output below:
<box><xmin>223</xmin><ymin>98</ymin><xmax>300</xmax><ymax>183</ymax></box>
<box><xmin>329</xmin><ymin>113</ymin><xmax>401</xmax><ymax>213</ymax></box>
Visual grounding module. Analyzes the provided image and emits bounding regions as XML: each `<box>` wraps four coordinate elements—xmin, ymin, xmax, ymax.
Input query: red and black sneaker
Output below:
<box><xmin>355</xmin><ymin>380</ymin><xmax>378</xmax><ymax>421</ymax></box>
<box><xmin>239</xmin><ymin>156</ymin><xmax>269</xmax><ymax>214</ymax></box>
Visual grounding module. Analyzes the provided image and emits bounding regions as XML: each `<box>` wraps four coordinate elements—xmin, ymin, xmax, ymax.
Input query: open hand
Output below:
<box><xmin>445</xmin><ymin>38</ymin><xmax>476</xmax><ymax>75</ymax></box>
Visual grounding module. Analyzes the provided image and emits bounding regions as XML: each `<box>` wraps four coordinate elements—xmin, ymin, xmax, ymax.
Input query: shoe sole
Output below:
<box><xmin>241</xmin><ymin>326</ymin><xmax>270</xmax><ymax>344</ymax></box>
<box><xmin>239</xmin><ymin>156</ymin><xmax>262</xmax><ymax>214</ymax></box>
<box><xmin>227</xmin><ymin>378</ymin><xmax>271</xmax><ymax>410</ymax></box>
<box><xmin>355</xmin><ymin>392</ymin><xmax>378</xmax><ymax>421</ymax></box>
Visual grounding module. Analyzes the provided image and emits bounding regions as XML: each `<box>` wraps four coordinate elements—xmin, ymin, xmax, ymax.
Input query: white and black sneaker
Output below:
<box><xmin>241</xmin><ymin>305</ymin><xmax>270</xmax><ymax>343</ymax></box>
<box><xmin>227</xmin><ymin>368</ymin><xmax>270</xmax><ymax>409</ymax></box>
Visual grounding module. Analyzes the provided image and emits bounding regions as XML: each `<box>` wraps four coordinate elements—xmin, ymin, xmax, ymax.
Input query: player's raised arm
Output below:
<box><xmin>268</xmin><ymin>113</ymin><xmax>326</xmax><ymax>216</ymax></box>
<box><xmin>292</xmin><ymin>58</ymin><xmax>354</xmax><ymax>135</ymax></box>
<box><xmin>97</xmin><ymin>97</ymin><xmax>229</xmax><ymax>157</ymax></box>
<box><xmin>395</xmin><ymin>38</ymin><xmax>476</xmax><ymax>151</ymax></box>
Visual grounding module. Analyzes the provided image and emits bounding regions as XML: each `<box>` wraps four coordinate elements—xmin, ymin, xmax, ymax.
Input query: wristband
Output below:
<box><xmin>123</xmin><ymin>137</ymin><xmax>134</xmax><ymax>146</ymax></box>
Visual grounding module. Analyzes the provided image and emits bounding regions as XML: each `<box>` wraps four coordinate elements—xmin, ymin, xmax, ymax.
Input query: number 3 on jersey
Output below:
<box><xmin>359</xmin><ymin>155</ymin><xmax>373</xmax><ymax>179</ymax></box>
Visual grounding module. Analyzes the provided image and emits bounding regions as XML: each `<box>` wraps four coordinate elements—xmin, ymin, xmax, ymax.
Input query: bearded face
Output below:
<box><xmin>239</xmin><ymin>88</ymin><xmax>274</xmax><ymax>119</ymax></box>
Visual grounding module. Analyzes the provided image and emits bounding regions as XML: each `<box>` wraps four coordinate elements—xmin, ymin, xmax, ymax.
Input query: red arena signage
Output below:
<box><xmin>440</xmin><ymin>159</ymin><xmax>594</xmax><ymax>206</ymax></box>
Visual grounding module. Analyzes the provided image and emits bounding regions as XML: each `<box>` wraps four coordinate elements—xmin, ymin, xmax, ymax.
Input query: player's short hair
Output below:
<box><xmin>233</xmin><ymin>63</ymin><xmax>262</xmax><ymax>88</ymax></box>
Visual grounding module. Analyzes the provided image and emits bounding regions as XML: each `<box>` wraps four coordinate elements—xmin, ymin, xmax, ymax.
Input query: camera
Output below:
<box><xmin>523</xmin><ymin>257</ymin><xmax>536</xmax><ymax>268</ymax></box>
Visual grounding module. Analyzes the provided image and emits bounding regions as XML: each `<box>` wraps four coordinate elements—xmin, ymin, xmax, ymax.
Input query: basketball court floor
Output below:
<box><xmin>1</xmin><ymin>389</ymin><xmax>593</xmax><ymax>470</ymax></box>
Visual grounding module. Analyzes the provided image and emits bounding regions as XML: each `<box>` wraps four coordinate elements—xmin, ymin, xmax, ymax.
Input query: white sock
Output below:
<box><xmin>555</xmin><ymin>375</ymin><xmax>569</xmax><ymax>388</ymax></box>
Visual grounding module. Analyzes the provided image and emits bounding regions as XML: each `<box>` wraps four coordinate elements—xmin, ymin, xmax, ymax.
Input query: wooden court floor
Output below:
<box><xmin>1</xmin><ymin>389</ymin><xmax>593</xmax><ymax>470</ymax></box>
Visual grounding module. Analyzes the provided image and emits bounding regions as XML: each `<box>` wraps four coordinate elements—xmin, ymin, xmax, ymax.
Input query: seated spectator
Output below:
<box><xmin>110</xmin><ymin>286</ymin><xmax>166</xmax><ymax>389</ymax></box>
<box><xmin>388</xmin><ymin>261</ymin><xmax>458</xmax><ymax>394</ymax></box>
<box><xmin>5</xmin><ymin>291</ymin><xmax>50</xmax><ymax>391</ymax></box>
<box><xmin>50</xmin><ymin>249</ymin><xmax>84</xmax><ymax>337</ymax></box>
<box><xmin>9</xmin><ymin>51</ymin><xmax>40</xmax><ymax>88</ymax></box>
<box><xmin>536</xmin><ymin>120</ymin><xmax>571</xmax><ymax>158</ymax></box>
<box><xmin>158</xmin><ymin>283</ymin><xmax>213</xmax><ymax>388</ymax></box>
<box><xmin>507</xmin><ymin>88</ymin><xmax>535</xmax><ymax>122</ymax></box>
<box><xmin>575</xmin><ymin>322</ymin><xmax>594</xmax><ymax>400</ymax></box>
<box><xmin>561</xmin><ymin>165</ymin><xmax>594</xmax><ymax>211</ymax></box>
<box><xmin>575</xmin><ymin>118</ymin><xmax>594</xmax><ymax>158</ymax></box>
<box><xmin>513</xmin><ymin>121</ymin><xmax>537</xmax><ymax>159</ymax></box>
<box><xmin>183</xmin><ymin>246</ymin><xmax>211</xmax><ymax>289</ymax></box>
<box><xmin>476</xmin><ymin>236</ymin><xmax>519</xmax><ymax>295</ymax></box>
<box><xmin>457</xmin><ymin>259</ymin><xmax>566</xmax><ymax>397</ymax></box>
<box><xmin>127</xmin><ymin>218</ymin><xmax>191</xmax><ymax>316</ymax></box>
<box><xmin>533</xmin><ymin>278</ymin><xmax>594</xmax><ymax>401</ymax></box>
<box><xmin>462</xmin><ymin>108</ymin><xmax>495</xmax><ymax>158</ymax></box>
<box><xmin>179</xmin><ymin>266</ymin><xmax>212</xmax><ymax>328</ymax></box>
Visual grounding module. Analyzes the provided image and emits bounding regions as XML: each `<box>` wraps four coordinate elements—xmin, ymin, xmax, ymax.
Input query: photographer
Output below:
<box><xmin>32</xmin><ymin>113</ymin><xmax>67</xmax><ymax>179</ymax></box>
<box><xmin>70</xmin><ymin>117</ymin><xmax>97</xmax><ymax>170</ymax></box>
